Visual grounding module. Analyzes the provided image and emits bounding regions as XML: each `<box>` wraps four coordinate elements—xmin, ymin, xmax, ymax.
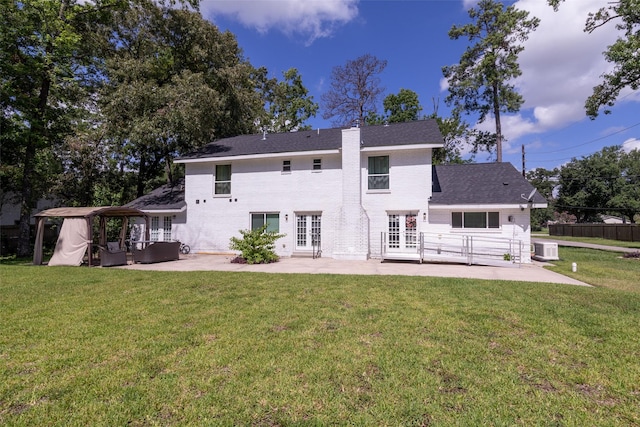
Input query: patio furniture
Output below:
<box><xmin>100</xmin><ymin>242</ymin><xmax>128</xmax><ymax>267</ymax></box>
<box><xmin>131</xmin><ymin>241</ymin><xmax>180</xmax><ymax>264</ymax></box>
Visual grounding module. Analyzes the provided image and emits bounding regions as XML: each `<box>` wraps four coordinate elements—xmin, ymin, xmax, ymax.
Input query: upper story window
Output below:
<box><xmin>368</xmin><ymin>155</ymin><xmax>389</xmax><ymax>190</ymax></box>
<box><xmin>452</xmin><ymin>212</ymin><xmax>500</xmax><ymax>229</ymax></box>
<box><xmin>215</xmin><ymin>164</ymin><xmax>231</xmax><ymax>195</ymax></box>
<box><xmin>313</xmin><ymin>158</ymin><xmax>322</xmax><ymax>171</ymax></box>
<box><xmin>282</xmin><ymin>160</ymin><xmax>291</xmax><ymax>173</ymax></box>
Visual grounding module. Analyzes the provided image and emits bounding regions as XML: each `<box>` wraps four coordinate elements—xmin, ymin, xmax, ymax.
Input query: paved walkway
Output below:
<box><xmin>531</xmin><ymin>237</ymin><xmax>639</xmax><ymax>254</ymax></box>
<box><xmin>119</xmin><ymin>253</ymin><xmax>590</xmax><ymax>287</ymax></box>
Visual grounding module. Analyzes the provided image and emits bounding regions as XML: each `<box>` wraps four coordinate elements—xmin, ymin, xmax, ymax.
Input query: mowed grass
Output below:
<box><xmin>545</xmin><ymin>246</ymin><xmax>640</xmax><ymax>293</ymax></box>
<box><xmin>533</xmin><ymin>233</ymin><xmax>640</xmax><ymax>250</ymax></box>
<box><xmin>1</xmin><ymin>265</ymin><xmax>639</xmax><ymax>426</ymax></box>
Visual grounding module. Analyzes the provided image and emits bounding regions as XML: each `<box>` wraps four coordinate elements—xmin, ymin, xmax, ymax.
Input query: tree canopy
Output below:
<box><xmin>442</xmin><ymin>0</ymin><xmax>539</xmax><ymax>162</ymax></box>
<box><xmin>367</xmin><ymin>89</ymin><xmax>423</xmax><ymax>125</ymax></box>
<box><xmin>260</xmin><ymin>68</ymin><xmax>319</xmax><ymax>133</ymax></box>
<box><xmin>1</xmin><ymin>0</ymin><xmax>128</xmax><ymax>256</ymax></box>
<box><xmin>548</xmin><ymin>0</ymin><xmax>640</xmax><ymax>118</ymax></box>
<box><xmin>1</xmin><ymin>0</ymin><xmax>321</xmax><ymax>256</ymax></box>
<box><xmin>321</xmin><ymin>54</ymin><xmax>387</xmax><ymax>127</ymax></box>
<box><xmin>557</xmin><ymin>146</ymin><xmax>640</xmax><ymax>223</ymax></box>
<box><xmin>101</xmin><ymin>4</ymin><xmax>263</xmax><ymax>197</ymax></box>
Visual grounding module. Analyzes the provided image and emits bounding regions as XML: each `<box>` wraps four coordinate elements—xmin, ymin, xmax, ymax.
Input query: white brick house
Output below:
<box><xmin>127</xmin><ymin>120</ymin><xmax>547</xmax><ymax>263</ymax></box>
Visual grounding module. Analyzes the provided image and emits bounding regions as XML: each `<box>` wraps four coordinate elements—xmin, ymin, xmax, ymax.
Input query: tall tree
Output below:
<box><xmin>101</xmin><ymin>4</ymin><xmax>263</xmax><ymax>197</ymax></box>
<box><xmin>548</xmin><ymin>0</ymin><xmax>639</xmax><ymax>118</ymax></box>
<box><xmin>321</xmin><ymin>54</ymin><xmax>387</xmax><ymax>127</ymax></box>
<box><xmin>0</xmin><ymin>0</ymin><xmax>121</xmax><ymax>256</ymax></box>
<box><xmin>368</xmin><ymin>88</ymin><xmax>423</xmax><ymax>125</ymax></box>
<box><xmin>557</xmin><ymin>146</ymin><xmax>639</xmax><ymax>223</ymax></box>
<box><xmin>443</xmin><ymin>0</ymin><xmax>539</xmax><ymax>162</ymax></box>
<box><xmin>608</xmin><ymin>148</ymin><xmax>640</xmax><ymax>222</ymax></box>
<box><xmin>260</xmin><ymin>68</ymin><xmax>318</xmax><ymax>133</ymax></box>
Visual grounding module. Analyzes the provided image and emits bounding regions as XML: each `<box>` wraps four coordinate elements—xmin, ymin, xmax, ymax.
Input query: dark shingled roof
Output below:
<box><xmin>431</xmin><ymin>163</ymin><xmax>547</xmax><ymax>205</ymax></box>
<box><xmin>177</xmin><ymin>119</ymin><xmax>444</xmax><ymax>161</ymax></box>
<box><xmin>125</xmin><ymin>180</ymin><xmax>186</xmax><ymax>211</ymax></box>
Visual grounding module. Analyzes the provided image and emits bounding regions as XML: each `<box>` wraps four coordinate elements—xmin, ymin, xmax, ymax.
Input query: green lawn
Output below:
<box><xmin>545</xmin><ymin>246</ymin><xmax>640</xmax><ymax>293</ymax></box>
<box><xmin>533</xmin><ymin>233</ymin><xmax>640</xmax><ymax>249</ymax></box>
<box><xmin>1</xmin><ymin>263</ymin><xmax>639</xmax><ymax>425</ymax></box>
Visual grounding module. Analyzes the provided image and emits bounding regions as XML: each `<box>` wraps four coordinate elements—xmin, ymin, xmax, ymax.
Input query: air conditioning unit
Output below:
<box><xmin>533</xmin><ymin>242</ymin><xmax>559</xmax><ymax>261</ymax></box>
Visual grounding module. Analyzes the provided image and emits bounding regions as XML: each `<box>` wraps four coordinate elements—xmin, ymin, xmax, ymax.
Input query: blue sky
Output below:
<box><xmin>199</xmin><ymin>0</ymin><xmax>640</xmax><ymax>172</ymax></box>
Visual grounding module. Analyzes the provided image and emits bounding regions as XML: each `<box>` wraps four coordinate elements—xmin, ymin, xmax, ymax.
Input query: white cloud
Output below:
<box><xmin>505</xmin><ymin>0</ymin><xmax>622</xmax><ymax>138</ymax></box>
<box><xmin>622</xmin><ymin>138</ymin><xmax>640</xmax><ymax>153</ymax></box>
<box><xmin>200</xmin><ymin>0</ymin><xmax>359</xmax><ymax>44</ymax></box>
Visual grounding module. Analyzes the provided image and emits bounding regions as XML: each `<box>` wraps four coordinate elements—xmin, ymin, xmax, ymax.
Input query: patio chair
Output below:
<box><xmin>99</xmin><ymin>242</ymin><xmax>127</xmax><ymax>267</ymax></box>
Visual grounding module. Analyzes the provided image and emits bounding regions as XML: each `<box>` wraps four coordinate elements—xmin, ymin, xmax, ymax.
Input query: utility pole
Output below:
<box><xmin>521</xmin><ymin>144</ymin><xmax>525</xmax><ymax>177</ymax></box>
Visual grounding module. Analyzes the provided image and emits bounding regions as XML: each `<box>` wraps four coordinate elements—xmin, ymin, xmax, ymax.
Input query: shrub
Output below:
<box><xmin>229</xmin><ymin>226</ymin><xmax>285</xmax><ymax>264</ymax></box>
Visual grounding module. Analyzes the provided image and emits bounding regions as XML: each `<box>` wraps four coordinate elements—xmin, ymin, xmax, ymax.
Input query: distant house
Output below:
<box><xmin>127</xmin><ymin>120</ymin><xmax>547</xmax><ymax>264</ymax></box>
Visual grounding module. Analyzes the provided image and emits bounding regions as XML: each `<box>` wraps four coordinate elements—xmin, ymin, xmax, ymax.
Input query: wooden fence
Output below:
<box><xmin>549</xmin><ymin>223</ymin><xmax>640</xmax><ymax>242</ymax></box>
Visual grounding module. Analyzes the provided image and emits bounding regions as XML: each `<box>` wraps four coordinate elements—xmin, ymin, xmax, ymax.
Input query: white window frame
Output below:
<box><xmin>368</xmin><ymin>155</ymin><xmax>389</xmax><ymax>190</ymax></box>
<box><xmin>150</xmin><ymin>216</ymin><xmax>160</xmax><ymax>241</ymax></box>
<box><xmin>312</xmin><ymin>158</ymin><xmax>322</xmax><ymax>171</ymax></box>
<box><xmin>163</xmin><ymin>216</ymin><xmax>172</xmax><ymax>241</ymax></box>
<box><xmin>452</xmin><ymin>211</ymin><xmax>500</xmax><ymax>229</ymax></box>
<box><xmin>282</xmin><ymin>160</ymin><xmax>291</xmax><ymax>173</ymax></box>
<box><xmin>214</xmin><ymin>164</ymin><xmax>231</xmax><ymax>195</ymax></box>
<box><xmin>150</xmin><ymin>215</ymin><xmax>172</xmax><ymax>241</ymax></box>
<box><xmin>251</xmin><ymin>213</ymin><xmax>280</xmax><ymax>233</ymax></box>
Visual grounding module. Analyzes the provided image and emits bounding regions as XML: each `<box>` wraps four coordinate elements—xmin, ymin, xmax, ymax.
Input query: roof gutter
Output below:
<box><xmin>429</xmin><ymin>203</ymin><xmax>548</xmax><ymax>210</ymax></box>
<box><xmin>175</xmin><ymin>149</ymin><xmax>341</xmax><ymax>164</ymax></box>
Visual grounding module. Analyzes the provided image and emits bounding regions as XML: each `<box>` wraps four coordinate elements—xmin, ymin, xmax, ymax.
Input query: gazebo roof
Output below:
<box><xmin>34</xmin><ymin>206</ymin><xmax>148</xmax><ymax>219</ymax></box>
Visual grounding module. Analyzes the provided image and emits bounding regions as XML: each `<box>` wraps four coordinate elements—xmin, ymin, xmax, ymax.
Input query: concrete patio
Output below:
<box><xmin>118</xmin><ymin>253</ymin><xmax>590</xmax><ymax>286</ymax></box>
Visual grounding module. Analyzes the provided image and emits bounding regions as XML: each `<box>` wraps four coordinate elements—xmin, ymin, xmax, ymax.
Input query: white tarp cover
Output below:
<box><xmin>48</xmin><ymin>218</ymin><xmax>89</xmax><ymax>266</ymax></box>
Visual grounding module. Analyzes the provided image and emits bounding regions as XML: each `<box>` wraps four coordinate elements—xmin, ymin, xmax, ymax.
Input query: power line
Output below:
<box><xmin>527</xmin><ymin>121</ymin><xmax>640</xmax><ymax>156</ymax></box>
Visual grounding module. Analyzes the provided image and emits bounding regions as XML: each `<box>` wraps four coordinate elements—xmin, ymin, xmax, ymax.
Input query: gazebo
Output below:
<box><xmin>33</xmin><ymin>206</ymin><xmax>149</xmax><ymax>267</ymax></box>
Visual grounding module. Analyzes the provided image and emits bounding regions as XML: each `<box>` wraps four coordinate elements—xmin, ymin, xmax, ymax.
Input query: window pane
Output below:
<box><xmin>452</xmin><ymin>212</ymin><xmax>462</xmax><ymax>228</ymax></box>
<box><xmin>464</xmin><ymin>212</ymin><xmax>486</xmax><ymax>228</ymax></box>
<box><xmin>311</xmin><ymin>215</ymin><xmax>321</xmax><ymax>246</ymax></box>
<box><xmin>313</xmin><ymin>159</ymin><xmax>322</xmax><ymax>170</ymax></box>
<box><xmin>150</xmin><ymin>216</ymin><xmax>160</xmax><ymax>241</ymax></box>
<box><xmin>368</xmin><ymin>156</ymin><xmax>389</xmax><ymax>189</ymax></box>
<box><xmin>163</xmin><ymin>216</ymin><xmax>172</xmax><ymax>241</ymax></box>
<box><xmin>369</xmin><ymin>156</ymin><xmax>389</xmax><ymax>174</ymax></box>
<box><xmin>216</xmin><ymin>164</ymin><xmax>231</xmax><ymax>181</ymax></box>
<box><xmin>215</xmin><ymin>164</ymin><xmax>231</xmax><ymax>194</ymax></box>
<box><xmin>266</xmin><ymin>213</ymin><xmax>279</xmax><ymax>233</ymax></box>
<box><xmin>215</xmin><ymin>182</ymin><xmax>230</xmax><ymax>194</ymax></box>
<box><xmin>251</xmin><ymin>214</ymin><xmax>264</xmax><ymax>230</ymax></box>
<box><xmin>388</xmin><ymin>214</ymin><xmax>400</xmax><ymax>248</ymax></box>
<box><xmin>297</xmin><ymin>215</ymin><xmax>307</xmax><ymax>246</ymax></box>
<box><xmin>282</xmin><ymin>160</ymin><xmax>291</xmax><ymax>172</ymax></box>
<box><xmin>368</xmin><ymin>175</ymin><xmax>389</xmax><ymax>190</ymax></box>
<box><xmin>488</xmin><ymin>212</ymin><xmax>500</xmax><ymax>228</ymax></box>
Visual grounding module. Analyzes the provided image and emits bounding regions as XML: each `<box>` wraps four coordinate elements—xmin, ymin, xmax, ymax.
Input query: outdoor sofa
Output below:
<box><xmin>131</xmin><ymin>241</ymin><xmax>180</xmax><ymax>264</ymax></box>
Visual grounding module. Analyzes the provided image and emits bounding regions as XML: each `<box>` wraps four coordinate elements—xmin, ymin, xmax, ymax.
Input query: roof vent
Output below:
<box><xmin>262</xmin><ymin>130</ymin><xmax>267</xmax><ymax>140</ymax></box>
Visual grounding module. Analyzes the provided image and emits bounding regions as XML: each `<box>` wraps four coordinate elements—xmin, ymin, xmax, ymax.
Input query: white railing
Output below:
<box><xmin>382</xmin><ymin>232</ymin><xmax>523</xmax><ymax>267</ymax></box>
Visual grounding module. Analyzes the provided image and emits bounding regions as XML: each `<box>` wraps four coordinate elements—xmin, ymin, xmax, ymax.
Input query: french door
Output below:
<box><xmin>296</xmin><ymin>214</ymin><xmax>321</xmax><ymax>251</ymax></box>
<box><xmin>387</xmin><ymin>213</ymin><xmax>418</xmax><ymax>252</ymax></box>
